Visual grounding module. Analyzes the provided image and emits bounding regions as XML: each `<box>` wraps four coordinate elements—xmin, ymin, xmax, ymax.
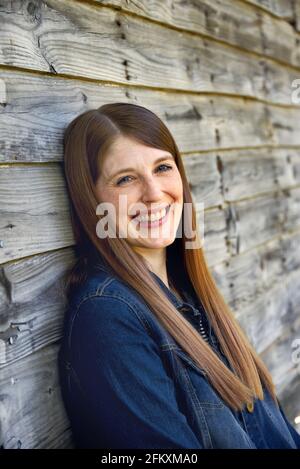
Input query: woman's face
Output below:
<box><xmin>94</xmin><ymin>135</ymin><xmax>184</xmax><ymax>253</ymax></box>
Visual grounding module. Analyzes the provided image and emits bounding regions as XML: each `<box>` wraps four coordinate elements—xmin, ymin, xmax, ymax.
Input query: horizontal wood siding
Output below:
<box><xmin>0</xmin><ymin>0</ymin><xmax>300</xmax><ymax>447</ymax></box>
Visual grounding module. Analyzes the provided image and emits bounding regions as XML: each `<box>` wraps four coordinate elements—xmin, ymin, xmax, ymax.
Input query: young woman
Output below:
<box><xmin>58</xmin><ymin>102</ymin><xmax>300</xmax><ymax>449</ymax></box>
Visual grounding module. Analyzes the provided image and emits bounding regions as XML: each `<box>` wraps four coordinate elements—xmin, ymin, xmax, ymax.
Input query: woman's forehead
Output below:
<box><xmin>100</xmin><ymin>138</ymin><xmax>173</xmax><ymax>178</ymax></box>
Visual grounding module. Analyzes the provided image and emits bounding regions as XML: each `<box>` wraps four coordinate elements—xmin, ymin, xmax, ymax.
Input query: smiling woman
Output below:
<box><xmin>94</xmin><ymin>134</ymin><xmax>183</xmax><ymax>258</ymax></box>
<box><xmin>58</xmin><ymin>102</ymin><xmax>300</xmax><ymax>449</ymax></box>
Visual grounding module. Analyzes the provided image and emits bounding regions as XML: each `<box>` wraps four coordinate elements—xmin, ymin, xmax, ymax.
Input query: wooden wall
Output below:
<box><xmin>1</xmin><ymin>0</ymin><xmax>300</xmax><ymax>448</ymax></box>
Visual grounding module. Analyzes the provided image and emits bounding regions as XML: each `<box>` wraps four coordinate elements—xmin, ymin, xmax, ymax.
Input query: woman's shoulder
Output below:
<box><xmin>65</xmin><ymin>264</ymin><xmax>156</xmax><ymax>333</ymax></box>
<box><xmin>64</xmin><ymin>261</ymin><xmax>176</xmax><ymax>344</ymax></box>
<box><xmin>68</xmin><ymin>265</ymin><xmax>132</xmax><ymax>309</ymax></box>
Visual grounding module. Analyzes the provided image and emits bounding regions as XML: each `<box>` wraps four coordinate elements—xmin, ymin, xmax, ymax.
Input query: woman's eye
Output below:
<box><xmin>116</xmin><ymin>175</ymin><xmax>134</xmax><ymax>186</ymax></box>
<box><xmin>155</xmin><ymin>164</ymin><xmax>173</xmax><ymax>173</ymax></box>
<box><xmin>116</xmin><ymin>164</ymin><xmax>173</xmax><ymax>186</ymax></box>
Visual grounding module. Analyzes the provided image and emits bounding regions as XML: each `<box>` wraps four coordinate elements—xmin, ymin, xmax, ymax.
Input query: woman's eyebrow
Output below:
<box><xmin>108</xmin><ymin>155</ymin><xmax>174</xmax><ymax>181</ymax></box>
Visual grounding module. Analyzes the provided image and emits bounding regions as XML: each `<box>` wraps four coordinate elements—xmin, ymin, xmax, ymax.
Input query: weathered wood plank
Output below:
<box><xmin>0</xmin><ymin>165</ymin><xmax>74</xmax><ymax>263</ymax></box>
<box><xmin>0</xmin><ymin>248</ymin><xmax>75</xmax><ymax>368</ymax></box>
<box><xmin>244</xmin><ymin>0</ymin><xmax>294</xmax><ymax>20</ymax></box>
<box><xmin>225</xmin><ymin>188</ymin><xmax>300</xmax><ymax>255</ymax></box>
<box><xmin>284</xmin><ymin>269</ymin><xmax>300</xmax><ymax>324</ymax></box>
<box><xmin>281</xmin><ymin>231</ymin><xmax>300</xmax><ymax>272</ymax></box>
<box><xmin>2</xmin><ymin>71</ymin><xmax>300</xmax><ymax>165</ymax></box>
<box><xmin>182</xmin><ymin>152</ymin><xmax>229</xmax><ymax>264</ymax></box>
<box><xmin>0</xmin><ymin>0</ymin><xmax>299</xmax><ymax>104</ymax></box>
<box><xmin>199</xmin><ymin>206</ymin><xmax>229</xmax><ymax>267</ymax></box>
<box><xmin>260</xmin><ymin>13</ymin><xmax>300</xmax><ymax>65</ymax></box>
<box><xmin>268</xmin><ymin>106</ymin><xmax>300</xmax><ymax>145</ymax></box>
<box><xmin>288</xmin><ymin>150</ymin><xmax>300</xmax><ymax>184</ymax></box>
<box><xmin>226</xmin><ymin>194</ymin><xmax>283</xmax><ymax>255</ymax></box>
<box><xmin>261</xmin><ymin>320</ymin><xmax>300</xmax><ymax>394</ymax></box>
<box><xmin>0</xmin><ymin>343</ymin><xmax>74</xmax><ymax>448</ymax></box>
<box><xmin>218</xmin><ymin>148</ymin><xmax>298</xmax><ymax>202</ymax></box>
<box><xmin>213</xmin><ymin>230</ymin><xmax>300</xmax><ymax>306</ymax></box>
<box><xmin>212</xmin><ymin>243</ymin><xmax>262</xmax><ymax>308</ymax></box>
<box><xmin>2</xmin><ymin>248</ymin><xmax>74</xmax><ymax>305</ymax></box>
<box><xmin>234</xmin><ymin>266</ymin><xmax>300</xmax><ymax>355</ymax></box>
<box><xmin>183</xmin><ymin>152</ymin><xmax>222</xmax><ymax>208</ymax></box>
<box><xmin>295</xmin><ymin>1</ymin><xmax>300</xmax><ymax>33</ymax></box>
<box><xmin>213</xmin><ymin>237</ymin><xmax>282</xmax><ymax>307</ymax></box>
<box><xmin>284</xmin><ymin>186</ymin><xmax>300</xmax><ymax>231</ymax></box>
<box><xmin>236</xmin><ymin>282</ymin><xmax>292</xmax><ymax>354</ymax></box>
<box><xmin>94</xmin><ymin>0</ymin><xmax>300</xmax><ymax>68</ymax></box>
<box><xmin>187</xmin><ymin>146</ymin><xmax>300</xmax><ymax>206</ymax></box>
<box><xmin>212</xmin><ymin>239</ymin><xmax>300</xmax><ymax>353</ymax></box>
<box><xmin>229</xmin><ymin>269</ymin><xmax>300</xmax><ymax>366</ymax></box>
<box><xmin>220</xmin><ymin>149</ymin><xmax>280</xmax><ymax>202</ymax></box>
<box><xmin>273</xmin><ymin>149</ymin><xmax>300</xmax><ymax>188</ymax></box>
<box><xmin>278</xmin><ymin>375</ymin><xmax>300</xmax><ymax>433</ymax></box>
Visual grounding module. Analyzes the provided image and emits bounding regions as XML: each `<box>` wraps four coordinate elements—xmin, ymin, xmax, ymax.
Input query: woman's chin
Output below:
<box><xmin>130</xmin><ymin>235</ymin><xmax>176</xmax><ymax>250</ymax></box>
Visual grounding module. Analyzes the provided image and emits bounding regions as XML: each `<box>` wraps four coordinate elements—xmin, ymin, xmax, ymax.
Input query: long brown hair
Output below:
<box><xmin>63</xmin><ymin>102</ymin><xmax>278</xmax><ymax>411</ymax></box>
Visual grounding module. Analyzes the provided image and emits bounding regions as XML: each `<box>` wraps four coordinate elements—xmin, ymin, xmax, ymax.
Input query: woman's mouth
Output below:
<box><xmin>131</xmin><ymin>204</ymin><xmax>171</xmax><ymax>228</ymax></box>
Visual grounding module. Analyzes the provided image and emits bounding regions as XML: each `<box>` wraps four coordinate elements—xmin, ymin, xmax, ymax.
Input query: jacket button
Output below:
<box><xmin>246</xmin><ymin>401</ymin><xmax>254</xmax><ymax>413</ymax></box>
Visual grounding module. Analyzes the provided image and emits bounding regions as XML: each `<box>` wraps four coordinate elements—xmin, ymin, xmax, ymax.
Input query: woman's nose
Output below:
<box><xmin>141</xmin><ymin>175</ymin><xmax>163</xmax><ymax>202</ymax></box>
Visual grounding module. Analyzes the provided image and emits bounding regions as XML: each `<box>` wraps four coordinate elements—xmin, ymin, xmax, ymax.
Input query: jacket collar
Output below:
<box><xmin>92</xmin><ymin>256</ymin><xmax>201</xmax><ymax>316</ymax></box>
<box><xmin>149</xmin><ymin>270</ymin><xmax>201</xmax><ymax>317</ymax></box>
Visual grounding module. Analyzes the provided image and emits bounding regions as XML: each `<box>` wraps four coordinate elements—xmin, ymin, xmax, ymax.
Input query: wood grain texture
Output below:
<box><xmin>0</xmin><ymin>1</ymin><xmax>299</xmax><ymax>104</ymax></box>
<box><xmin>0</xmin><ymin>343</ymin><xmax>74</xmax><ymax>448</ymax></box>
<box><xmin>0</xmin><ymin>165</ymin><xmax>74</xmax><ymax>263</ymax></box>
<box><xmin>2</xmin><ymin>71</ymin><xmax>300</xmax><ymax>165</ymax></box>
<box><xmin>94</xmin><ymin>0</ymin><xmax>300</xmax><ymax>67</ymax></box>
<box><xmin>1</xmin><ymin>0</ymin><xmax>300</xmax><ymax>448</ymax></box>
<box><xmin>244</xmin><ymin>0</ymin><xmax>294</xmax><ymax>19</ymax></box>
<box><xmin>0</xmin><ymin>249</ymin><xmax>75</xmax><ymax>368</ymax></box>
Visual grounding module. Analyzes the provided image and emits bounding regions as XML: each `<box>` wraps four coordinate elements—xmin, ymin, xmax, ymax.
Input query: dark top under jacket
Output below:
<box><xmin>58</xmin><ymin>258</ymin><xmax>300</xmax><ymax>449</ymax></box>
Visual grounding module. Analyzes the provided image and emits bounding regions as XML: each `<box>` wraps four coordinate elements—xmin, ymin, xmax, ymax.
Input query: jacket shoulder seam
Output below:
<box><xmin>72</xmin><ymin>288</ymin><xmax>152</xmax><ymax>339</ymax></box>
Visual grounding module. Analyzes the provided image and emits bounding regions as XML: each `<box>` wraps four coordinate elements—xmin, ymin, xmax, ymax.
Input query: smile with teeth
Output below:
<box><xmin>132</xmin><ymin>205</ymin><xmax>171</xmax><ymax>226</ymax></box>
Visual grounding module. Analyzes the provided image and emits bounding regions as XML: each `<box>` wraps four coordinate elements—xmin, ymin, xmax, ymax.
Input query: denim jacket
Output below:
<box><xmin>58</xmin><ymin>261</ymin><xmax>300</xmax><ymax>449</ymax></box>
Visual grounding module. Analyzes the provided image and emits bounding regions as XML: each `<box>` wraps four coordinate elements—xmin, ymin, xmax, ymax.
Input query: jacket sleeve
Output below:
<box><xmin>69</xmin><ymin>295</ymin><xmax>203</xmax><ymax>449</ymax></box>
